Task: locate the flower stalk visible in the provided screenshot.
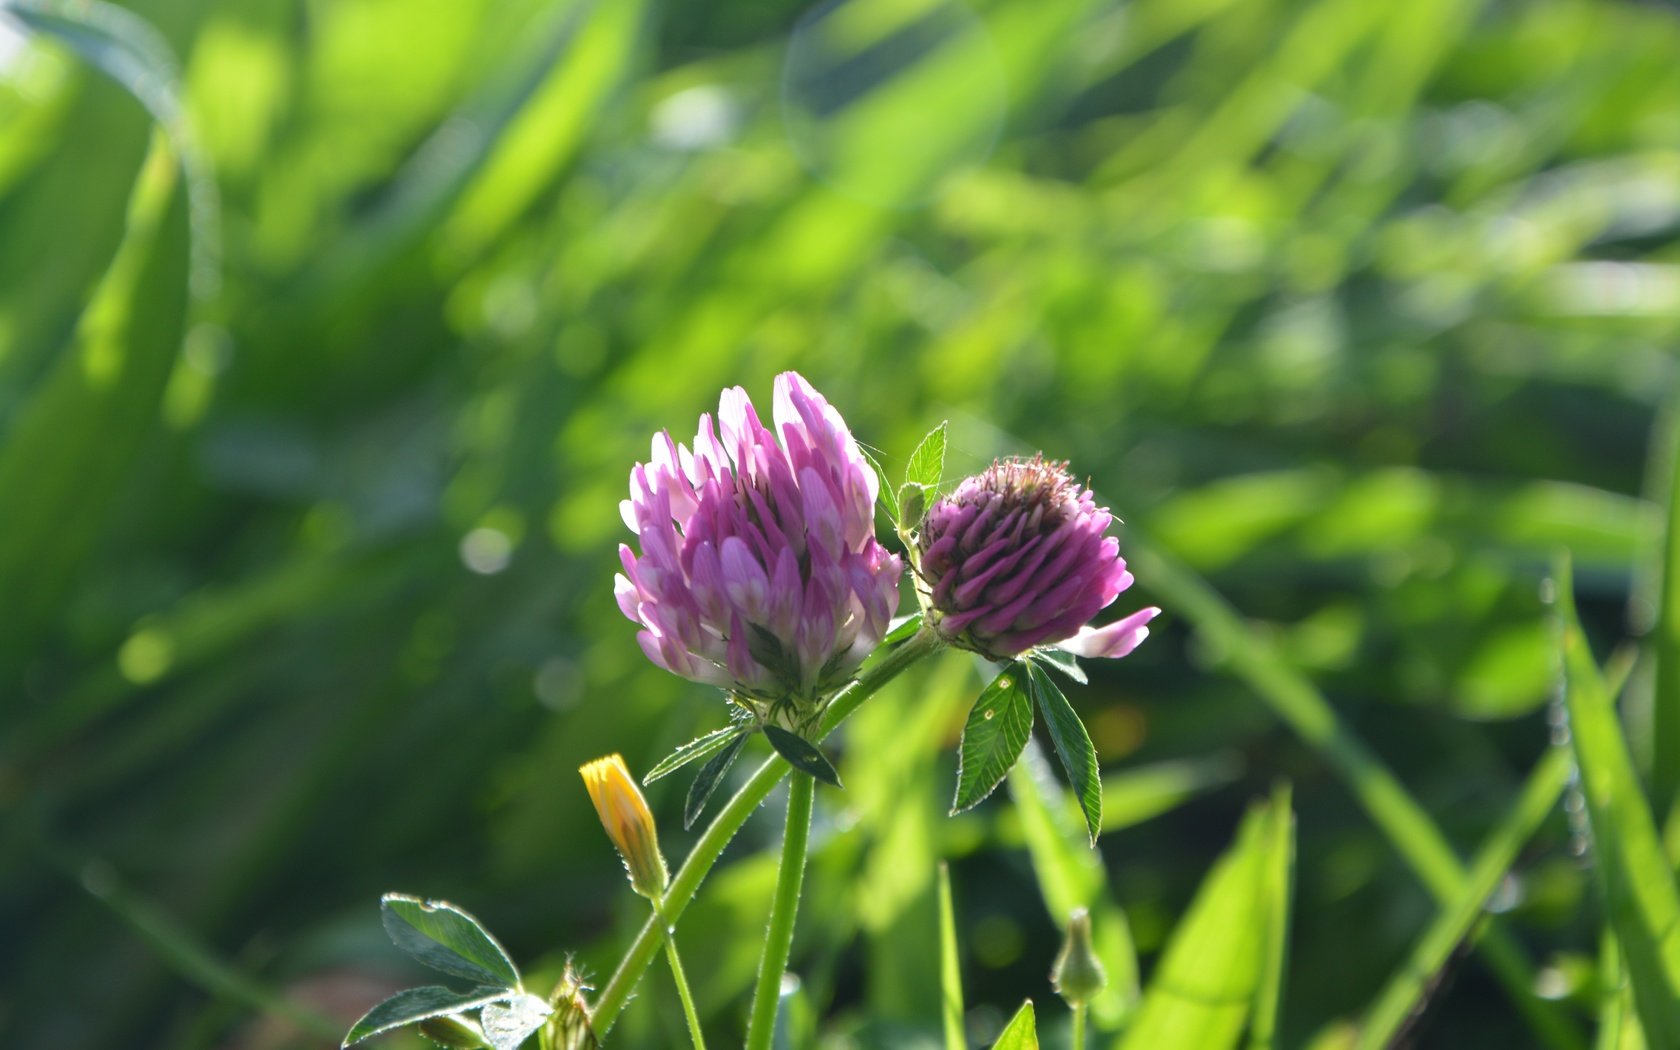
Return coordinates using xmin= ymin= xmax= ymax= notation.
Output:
xmin=744 ymin=773 xmax=814 ymax=1050
xmin=590 ymin=627 xmax=942 ymax=1035
xmin=654 ymin=895 xmax=707 ymax=1050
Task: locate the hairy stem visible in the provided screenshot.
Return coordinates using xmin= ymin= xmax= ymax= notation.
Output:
xmin=744 ymin=773 xmax=814 ymax=1050
xmin=591 ymin=628 xmax=942 ymax=1035
xmin=653 ymin=895 xmax=707 ymax=1050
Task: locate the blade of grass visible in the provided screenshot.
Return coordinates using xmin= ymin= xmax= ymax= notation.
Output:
xmin=1649 ymin=402 xmax=1680 ymax=826
xmin=938 ymin=861 xmax=964 ymax=1050
xmin=1355 ymin=745 xmax=1573 ymax=1050
xmin=1248 ymin=783 xmax=1294 ymax=1050
xmin=1554 ymin=552 xmax=1680 ymax=1046
xmin=0 ymin=140 xmax=189 ymax=676
xmin=1127 ymin=532 xmax=1584 ymax=1050
xmin=1119 ymin=795 xmax=1289 ymax=1050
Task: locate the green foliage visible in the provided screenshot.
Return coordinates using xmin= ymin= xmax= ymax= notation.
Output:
xmin=990 ymin=1001 xmax=1038 ymax=1050
xmin=1024 ymin=660 xmax=1103 ymax=843
xmin=1120 ymin=793 xmax=1294 ymax=1050
xmin=380 ymin=895 xmax=522 ymax=990
xmin=937 ymin=862 xmax=964 ymax=1050
xmin=952 ymin=665 xmax=1035 ymax=814
xmin=1556 ymin=556 xmax=1680 ymax=1046
xmin=761 ymin=726 xmax=842 ymax=788
xmin=7 ymin=0 xmax=1680 ymax=1044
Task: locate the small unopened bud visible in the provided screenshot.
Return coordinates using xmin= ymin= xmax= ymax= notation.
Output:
xmin=545 ymin=962 xmax=601 ymax=1050
xmin=1052 ymin=908 xmax=1107 ymax=1006
xmin=580 ymin=754 xmax=669 ymax=900
xmin=416 ymin=1014 xmax=489 ymax=1048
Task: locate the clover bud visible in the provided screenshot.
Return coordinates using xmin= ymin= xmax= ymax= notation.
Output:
xmin=919 ymin=455 xmax=1158 ymax=661
xmin=545 ymin=963 xmax=600 ymax=1050
xmin=1051 ymin=908 xmax=1107 ymax=1007
xmin=580 ymin=754 xmax=668 ymax=901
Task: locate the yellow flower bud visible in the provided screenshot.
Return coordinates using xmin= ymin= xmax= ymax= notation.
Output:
xmin=580 ymin=754 xmax=669 ymax=900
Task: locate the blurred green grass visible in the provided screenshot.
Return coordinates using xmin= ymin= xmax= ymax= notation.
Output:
xmin=2 ymin=0 xmax=1680 ymax=1045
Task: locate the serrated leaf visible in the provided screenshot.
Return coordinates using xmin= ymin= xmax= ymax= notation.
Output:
xmin=763 ymin=724 xmax=843 ymax=787
xmin=685 ymin=730 xmax=748 ymax=829
xmin=645 ymin=725 xmax=744 ymax=784
xmin=480 ymin=992 xmax=551 ymax=1050
xmin=381 ymin=896 xmax=521 ymax=990
xmin=990 ymin=1000 xmax=1038 ymax=1049
xmin=1031 ymin=646 xmax=1087 ymax=685
xmin=861 ymin=445 xmax=900 ymax=526
xmin=1026 ymin=661 xmax=1102 ymax=843
xmin=343 ymin=986 xmax=512 ymax=1046
xmin=905 ymin=421 xmax=948 ymax=490
xmin=952 ymin=666 xmax=1034 ymax=814
xmin=884 ymin=612 xmax=925 ymax=646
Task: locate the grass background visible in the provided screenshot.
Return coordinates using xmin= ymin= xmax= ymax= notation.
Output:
xmin=3 ymin=0 xmax=1680 ymax=1045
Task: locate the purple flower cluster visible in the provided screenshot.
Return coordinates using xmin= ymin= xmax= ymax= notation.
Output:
xmin=616 ymin=373 xmax=903 ymax=711
xmin=918 ymin=455 xmax=1158 ymax=661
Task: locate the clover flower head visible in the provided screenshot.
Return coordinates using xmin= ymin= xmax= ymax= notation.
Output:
xmin=615 ymin=372 xmax=903 ymax=720
xmin=917 ymin=454 xmax=1158 ymax=660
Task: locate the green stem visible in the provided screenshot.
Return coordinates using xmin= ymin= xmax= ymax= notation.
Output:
xmin=590 ymin=628 xmax=942 ymax=1035
xmin=744 ymin=772 xmax=815 ymax=1050
xmin=1071 ymin=1003 xmax=1087 ymax=1050
xmin=654 ymin=896 xmax=707 ymax=1050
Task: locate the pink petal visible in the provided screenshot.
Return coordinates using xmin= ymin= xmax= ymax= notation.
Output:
xmin=1057 ymin=607 xmax=1161 ymax=659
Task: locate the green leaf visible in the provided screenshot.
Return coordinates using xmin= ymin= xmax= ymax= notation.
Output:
xmin=381 ymin=896 xmax=521 ymax=990
xmin=861 ymin=445 xmax=901 ymax=527
xmin=343 ymin=986 xmax=512 ymax=1046
xmin=884 ymin=612 xmax=925 ymax=646
xmin=951 ymin=665 xmax=1034 ymax=814
xmin=685 ymin=731 xmax=748 ymax=829
xmin=905 ymin=420 xmax=948 ymax=490
xmin=990 ymin=1000 xmax=1038 ymax=1049
xmin=763 ymin=724 xmax=843 ymax=787
xmin=1651 ymin=402 xmax=1680 ymax=825
xmin=1025 ymin=661 xmax=1102 ymax=843
xmin=1249 ymin=783 xmax=1295 ymax=1050
xmin=1031 ymin=646 xmax=1087 ymax=685
xmin=938 ymin=861 xmax=965 ymax=1050
xmin=1554 ymin=553 xmax=1680 ymax=1046
xmin=8 ymin=0 xmax=220 ymax=296
xmin=1119 ymin=796 xmax=1291 ymax=1050
xmin=645 ymin=725 xmax=745 ymax=784
xmin=898 ymin=482 xmax=931 ymax=534
xmin=0 ymin=148 xmax=190 ymax=670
